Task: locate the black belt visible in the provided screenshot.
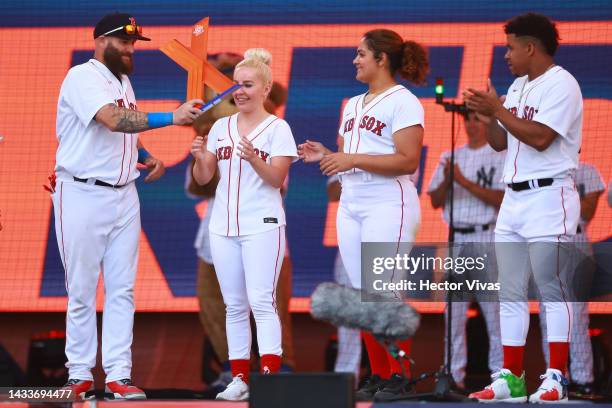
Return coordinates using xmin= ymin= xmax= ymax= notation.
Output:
xmin=73 ymin=176 xmax=127 ymax=189
xmin=508 ymin=178 xmax=553 ymax=192
xmin=453 ymin=224 xmax=491 ymax=234
xmin=577 ymin=225 xmax=583 ymax=234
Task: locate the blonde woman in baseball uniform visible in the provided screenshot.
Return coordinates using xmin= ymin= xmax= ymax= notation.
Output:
xmin=299 ymin=29 xmax=428 ymax=402
xmin=191 ymin=48 xmax=297 ymax=401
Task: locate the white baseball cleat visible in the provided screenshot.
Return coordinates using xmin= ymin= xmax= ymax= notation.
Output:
xmin=529 ymin=368 xmax=569 ymax=403
xmin=215 ymin=375 xmax=249 ymax=401
xmin=468 ymin=368 xmax=527 ymax=403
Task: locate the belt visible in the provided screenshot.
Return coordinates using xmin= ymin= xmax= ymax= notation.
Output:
xmin=73 ymin=176 xmax=127 ymax=189
xmin=577 ymin=225 xmax=583 ymax=234
xmin=453 ymin=224 xmax=491 ymax=234
xmin=508 ymin=178 xmax=553 ymax=192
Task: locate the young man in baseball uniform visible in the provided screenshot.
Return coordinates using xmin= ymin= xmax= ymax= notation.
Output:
xmin=299 ymin=29 xmax=428 ymax=402
xmin=428 ymin=109 xmax=505 ymax=391
xmin=191 ymin=48 xmax=298 ymax=401
xmin=538 ymin=161 xmax=606 ymax=397
xmin=464 ymin=13 xmax=583 ymax=403
xmin=53 ymin=12 xmax=203 ymax=401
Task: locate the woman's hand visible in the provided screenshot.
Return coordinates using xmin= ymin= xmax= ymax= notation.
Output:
xmin=190 ymin=135 xmax=208 ymax=161
xmin=236 ymin=137 xmax=257 ymax=162
xmin=320 ymin=153 xmax=354 ymax=176
xmin=298 ymin=139 xmax=329 ymax=163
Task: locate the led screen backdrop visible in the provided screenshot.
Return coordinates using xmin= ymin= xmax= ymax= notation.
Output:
xmin=0 ymin=0 xmax=610 ymax=311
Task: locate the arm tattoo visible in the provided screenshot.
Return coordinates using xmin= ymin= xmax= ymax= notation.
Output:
xmin=113 ymin=106 xmax=149 ymax=133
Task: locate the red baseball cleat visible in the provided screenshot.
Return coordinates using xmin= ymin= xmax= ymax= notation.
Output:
xmin=62 ymin=378 xmax=95 ymax=401
xmin=104 ymin=379 xmax=146 ymax=400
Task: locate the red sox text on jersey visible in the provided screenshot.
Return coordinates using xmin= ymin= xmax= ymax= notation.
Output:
xmin=216 ymin=146 xmax=270 ymax=161
xmin=343 ymin=115 xmax=386 ymax=136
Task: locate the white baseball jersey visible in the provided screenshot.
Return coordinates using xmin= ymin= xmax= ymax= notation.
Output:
xmin=56 ymin=59 xmax=139 ymax=185
xmin=428 ymin=144 xmax=506 ymax=227
xmin=206 ymin=113 xmax=297 ymax=236
xmin=339 ymin=84 xmax=424 ymax=175
xmin=501 ymin=66 xmax=583 ymax=184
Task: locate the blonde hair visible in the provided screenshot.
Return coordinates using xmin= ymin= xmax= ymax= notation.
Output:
xmin=235 ymin=48 xmax=273 ymax=85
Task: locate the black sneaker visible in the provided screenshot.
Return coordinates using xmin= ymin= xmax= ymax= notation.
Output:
xmin=355 ymin=374 xmax=386 ymax=401
xmin=568 ymin=382 xmax=596 ymax=399
xmin=374 ymin=373 xmax=414 ymax=402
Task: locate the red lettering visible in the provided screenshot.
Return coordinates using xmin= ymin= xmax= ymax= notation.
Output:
xmin=344 ymin=118 xmax=354 ymax=133
xmin=253 ymin=148 xmax=270 ymax=161
xmin=116 ymin=99 xmax=125 ymax=108
xmin=522 ymin=105 xmax=535 ymax=121
xmin=360 ymin=115 xmax=369 ymax=129
xmin=365 ymin=117 xmax=375 ymax=131
xmin=372 ymin=120 xmax=386 ymax=136
xmin=223 ymin=146 xmax=232 ymax=160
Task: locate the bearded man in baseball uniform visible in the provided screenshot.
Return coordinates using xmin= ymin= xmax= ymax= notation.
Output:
xmin=464 ymin=13 xmax=583 ymax=403
xmin=53 ymin=12 xmax=203 ymax=400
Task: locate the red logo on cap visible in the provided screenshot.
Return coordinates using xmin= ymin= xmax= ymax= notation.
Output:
xmin=129 ymin=17 xmax=136 ymax=27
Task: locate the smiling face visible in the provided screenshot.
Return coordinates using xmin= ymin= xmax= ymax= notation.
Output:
xmin=353 ymin=39 xmax=382 ymax=84
xmin=232 ymin=66 xmax=270 ymax=113
xmin=504 ymin=34 xmax=532 ymax=77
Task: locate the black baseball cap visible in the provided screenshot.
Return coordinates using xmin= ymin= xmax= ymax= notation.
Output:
xmin=94 ymin=12 xmax=151 ymax=41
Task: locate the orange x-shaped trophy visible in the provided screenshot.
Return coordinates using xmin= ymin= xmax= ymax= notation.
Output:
xmin=160 ymin=17 xmax=234 ymax=100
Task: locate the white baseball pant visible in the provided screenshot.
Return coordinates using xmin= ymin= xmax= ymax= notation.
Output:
xmin=538 ymin=235 xmax=594 ymax=384
xmin=445 ymin=228 xmax=502 ymax=386
xmin=333 ymin=251 xmax=362 ymax=379
xmin=495 ymin=183 xmax=579 ymax=347
xmin=52 ymin=179 xmax=140 ymax=382
xmin=336 ymin=173 xmax=420 ymax=290
xmin=210 ymin=227 xmax=285 ymax=360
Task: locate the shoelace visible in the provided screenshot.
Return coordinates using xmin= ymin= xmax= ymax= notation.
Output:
xmin=229 ymin=374 xmax=245 ymax=386
xmin=65 ymin=379 xmax=81 ymax=386
xmin=118 ymin=379 xmax=134 ymax=386
xmin=485 ymin=368 xmax=513 ymax=389
xmin=537 ymin=370 xmax=567 ymax=389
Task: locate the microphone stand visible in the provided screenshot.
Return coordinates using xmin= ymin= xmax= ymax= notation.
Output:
xmin=384 ymin=99 xmax=468 ymax=401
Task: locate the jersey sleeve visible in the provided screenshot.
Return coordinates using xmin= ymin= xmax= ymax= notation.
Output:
xmin=427 ymin=151 xmax=449 ymax=193
xmin=270 ymin=120 xmax=298 ymax=161
xmin=532 ymin=76 xmax=583 ymax=139
xmin=338 ymin=98 xmax=354 ymax=137
xmin=580 ymin=164 xmax=605 ymax=194
xmin=492 ymin=151 xmax=507 ymax=190
xmin=62 ymin=67 xmax=116 ymax=128
xmin=391 ymin=92 xmax=425 ymax=134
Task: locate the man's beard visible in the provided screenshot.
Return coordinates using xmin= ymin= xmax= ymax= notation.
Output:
xmin=103 ymin=43 xmax=133 ymax=77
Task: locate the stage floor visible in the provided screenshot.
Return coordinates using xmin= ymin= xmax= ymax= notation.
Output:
xmin=1 ymin=400 xmax=609 ymax=407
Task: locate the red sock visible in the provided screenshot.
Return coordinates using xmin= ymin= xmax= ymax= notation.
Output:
xmin=388 ymin=339 xmax=412 ymax=377
xmin=260 ymin=354 xmax=281 ymax=374
xmin=503 ymin=345 xmax=525 ymax=377
xmin=363 ymin=332 xmax=391 ymax=379
xmin=549 ymin=342 xmax=569 ymax=373
xmin=230 ymin=359 xmax=250 ymax=383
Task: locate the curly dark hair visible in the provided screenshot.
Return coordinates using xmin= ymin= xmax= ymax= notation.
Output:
xmin=504 ymin=13 xmax=560 ymax=56
xmin=363 ymin=29 xmax=429 ymax=85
